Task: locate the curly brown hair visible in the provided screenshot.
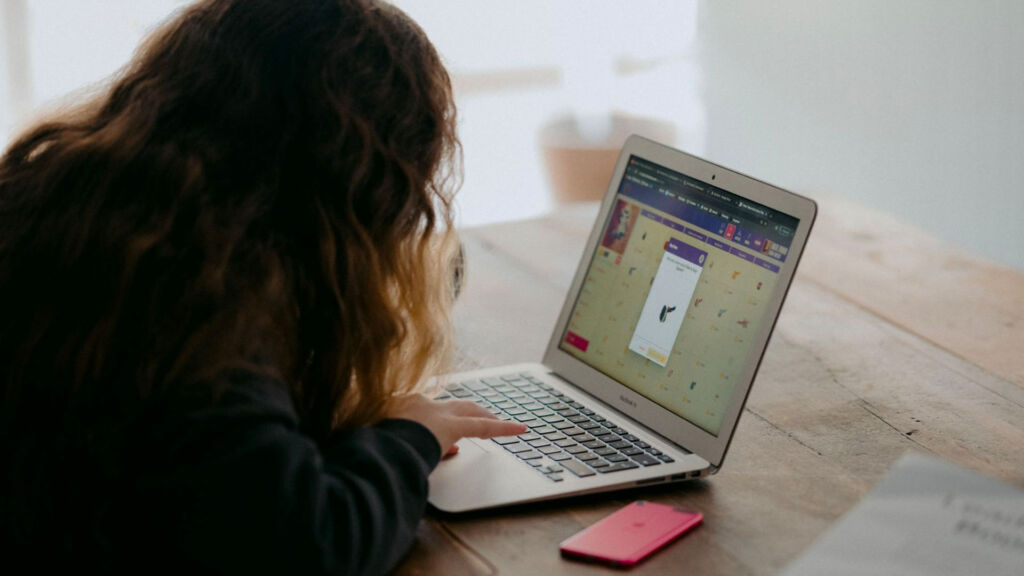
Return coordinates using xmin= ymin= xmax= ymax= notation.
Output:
xmin=0 ymin=0 xmax=459 ymax=541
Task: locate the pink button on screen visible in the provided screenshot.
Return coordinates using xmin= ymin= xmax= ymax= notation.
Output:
xmin=565 ymin=331 xmax=590 ymax=352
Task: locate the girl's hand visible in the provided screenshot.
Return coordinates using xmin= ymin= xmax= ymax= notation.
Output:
xmin=386 ymin=393 xmax=527 ymax=456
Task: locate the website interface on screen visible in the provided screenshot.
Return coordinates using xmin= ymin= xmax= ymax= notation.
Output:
xmin=560 ymin=156 xmax=800 ymax=436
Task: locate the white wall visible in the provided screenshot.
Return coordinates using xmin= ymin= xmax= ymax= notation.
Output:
xmin=698 ymin=0 xmax=1024 ymax=269
xmin=2 ymin=1 xmax=1022 ymax=270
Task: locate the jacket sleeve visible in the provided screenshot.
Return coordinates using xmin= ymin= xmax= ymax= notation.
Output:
xmin=130 ymin=372 xmax=441 ymax=575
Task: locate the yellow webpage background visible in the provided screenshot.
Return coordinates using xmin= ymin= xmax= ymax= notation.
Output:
xmin=563 ymin=197 xmax=780 ymax=435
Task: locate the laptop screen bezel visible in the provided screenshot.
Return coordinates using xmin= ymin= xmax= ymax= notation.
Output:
xmin=542 ymin=135 xmax=817 ymax=468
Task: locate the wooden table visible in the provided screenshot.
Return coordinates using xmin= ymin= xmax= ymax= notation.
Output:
xmin=396 ymin=197 xmax=1024 ymax=575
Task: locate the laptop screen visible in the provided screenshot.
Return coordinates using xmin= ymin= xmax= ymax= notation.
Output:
xmin=559 ymin=156 xmax=800 ymax=436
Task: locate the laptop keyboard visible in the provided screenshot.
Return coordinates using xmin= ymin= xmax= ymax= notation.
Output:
xmin=436 ymin=372 xmax=676 ymax=483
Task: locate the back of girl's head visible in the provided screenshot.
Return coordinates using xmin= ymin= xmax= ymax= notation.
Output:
xmin=0 ymin=0 xmax=459 ymax=543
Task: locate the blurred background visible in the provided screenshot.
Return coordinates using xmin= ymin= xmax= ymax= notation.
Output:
xmin=1 ymin=0 xmax=1022 ymax=269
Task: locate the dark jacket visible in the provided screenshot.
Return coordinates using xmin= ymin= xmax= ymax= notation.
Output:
xmin=88 ymin=370 xmax=441 ymax=575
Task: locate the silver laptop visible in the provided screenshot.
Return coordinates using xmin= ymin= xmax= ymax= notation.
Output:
xmin=429 ymin=135 xmax=816 ymax=512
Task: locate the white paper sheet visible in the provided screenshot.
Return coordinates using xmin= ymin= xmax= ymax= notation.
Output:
xmin=782 ymin=452 xmax=1024 ymax=576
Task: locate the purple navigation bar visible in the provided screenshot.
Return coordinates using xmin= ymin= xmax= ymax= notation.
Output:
xmin=685 ymin=228 xmax=707 ymax=242
xmin=755 ymin=257 xmax=780 ymax=273
xmin=641 ymin=209 xmax=662 ymax=222
xmin=709 ymin=238 xmax=731 ymax=252
xmin=664 ymin=219 xmax=686 ymax=234
xmin=640 ymin=202 xmax=780 ymax=274
xmin=622 ymin=180 xmax=790 ymax=263
xmin=730 ymin=247 xmax=756 ymax=263
xmin=666 ymin=238 xmax=708 ymax=267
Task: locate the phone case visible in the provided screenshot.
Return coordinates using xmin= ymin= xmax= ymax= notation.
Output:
xmin=559 ymin=500 xmax=703 ymax=566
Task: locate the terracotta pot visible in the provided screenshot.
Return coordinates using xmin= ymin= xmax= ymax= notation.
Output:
xmin=540 ymin=113 xmax=676 ymax=203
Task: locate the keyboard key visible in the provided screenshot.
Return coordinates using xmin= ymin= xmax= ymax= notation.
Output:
xmin=579 ymin=421 xmax=601 ymax=430
xmin=504 ymin=442 xmax=532 ymax=453
xmin=588 ymin=459 xmax=610 ymax=469
xmin=567 ymin=415 xmax=589 ymax=424
xmin=517 ymin=451 xmax=543 ymax=460
xmin=526 ymin=421 xmax=549 ymax=429
xmin=548 ymin=402 xmax=568 ymax=411
xmin=594 ymin=433 xmax=617 ymax=443
xmin=520 ymin=402 xmax=542 ymax=411
xmin=582 ymin=440 xmax=604 ymax=449
xmin=451 ymin=389 xmax=473 ymax=398
xmin=592 ymin=415 xmax=606 ymax=423
xmin=622 ymin=434 xmax=639 ymax=442
xmin=622 ymin=447 xmax=644 ymax=456
xmin=499 ymin=374 xmax=522 ymax=382
xmin=555 ymin=408 xmax=577 ymax=417
xmin=560 ymin=459 xmax=596 ymax=478
xmin=539 ymin=445 xmax=561 ymax=455
xmin=551 ymin=421 xmax=575 ymax=430
xmin=563 ymin=427 xmax=585 ymax=436
xmin=533 ymin=425 xmax=556 ymax=435
xmin=527 ymin=438 xmax=550 ymax=448
xmin=601 ymin=461 xmax=639 ymax=473
xmin=514 ymin=413 xmax=537 ymax=422
xmin=549 ymin=452 xmax=572 ymax=461
xmin=568 ymin=402 xmax=584 ymax=409
xmin=482 ymin=377 xmax=505 ymax=386
xmin=541 ymin=414 xmax=564 ymax=423
xmin=576 ymin=451 xmax=598 ymax=462
xmin=602 ymin=420 xmax=617 ymax=428
xmin=434 ymin=393 xmax=452 ymax=400
xmin=505 ymin=408 xmax=526 ymax=416
xmin=605 ymin=454 xmax=627 ymax=463
xmin=635 ymin=441 xmax=650 ymax=449
xmin=579 ymin=408 xmax=595 ymax=416
xmin=505 ymin=392 xmax=526 ymax=400
xmin=564 ymin=444 xmax=588 ymax=455
xmin=646 ymin=448 xmax=662 ymax=456
xmin=492 ymin=401 xmax=514 ymax=409
xmin=543 ymin=432 xmax=567 ymax=442
xmin=656 ymin=454 xmax=675 ymax=463
xmin=611 ymin=427 xmax=628 ymax=435
xmin=554 ymin=439 xmax=577 ymax=448
xmin=576 ymin=434 xmax=597 ymax=444
xmin=609 ymin=440 xmax=632 ymax=450
xmin=464 ymin=380 xmax=490 ymax=391
xmin=444 ymin=383 xmax=463 ymax=391
xmin=517 ymin=433 xmax=540 ymax=442
xmin=631 ymin=454 xmax=661 ymax=466
xmin=491 ymin=436 xmax=520 ymax=445
xmin=595 ymin=447 xmax=617 ymax=457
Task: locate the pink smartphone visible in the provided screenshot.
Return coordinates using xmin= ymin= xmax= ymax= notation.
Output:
xmin=559 ymin=500 xmax=703 ymax=567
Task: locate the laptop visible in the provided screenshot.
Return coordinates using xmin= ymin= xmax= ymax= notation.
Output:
xmin=429 ymin=135 xmax=816 ymax=512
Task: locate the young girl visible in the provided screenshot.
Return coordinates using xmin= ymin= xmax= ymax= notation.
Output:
xmin=0 ymin=0 xmax=524 ymax=573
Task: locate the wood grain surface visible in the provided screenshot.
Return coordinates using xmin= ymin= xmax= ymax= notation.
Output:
xmin=395 ymin=198 xmax=1024 ymax=575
